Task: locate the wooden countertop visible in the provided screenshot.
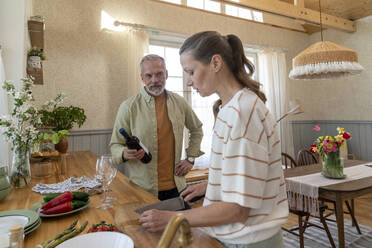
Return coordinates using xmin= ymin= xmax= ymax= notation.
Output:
xmin=185 ymin=168 xmax=209 ymax=183
xmin=0 ymin=151 xmax=223 ymax=248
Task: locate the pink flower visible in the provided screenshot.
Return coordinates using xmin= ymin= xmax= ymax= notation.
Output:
xmin=324 ymin=141 xmax=337 ymax=153
xmin=313 ymin=125 xmax=320 ymax=131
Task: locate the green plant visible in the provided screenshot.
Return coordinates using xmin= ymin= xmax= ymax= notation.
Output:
xmin=40 ymin=106 xmax=86 ymax=131
xmin=51 ymin=130 xmax=69 ymax=143
xmin=27 ymin=46 xmax=46 ymax=60
xmin=0 ymin=78 xmax=41 ymax=187
xmin=37 ymin=129 xmax=69 ymax=145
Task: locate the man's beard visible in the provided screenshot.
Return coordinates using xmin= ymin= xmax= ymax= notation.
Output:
xmin=145 ymin=83 xmax=165 ymax=96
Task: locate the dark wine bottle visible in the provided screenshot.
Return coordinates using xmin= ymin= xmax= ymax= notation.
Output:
xmin=119 ymin=128 xmax=152 ymax=164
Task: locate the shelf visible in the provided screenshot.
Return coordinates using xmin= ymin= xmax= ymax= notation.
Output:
xmin=27 ymin=20 xmax=45 ymax=84
xmin=26 ymin=66 xmax=43 ymax=85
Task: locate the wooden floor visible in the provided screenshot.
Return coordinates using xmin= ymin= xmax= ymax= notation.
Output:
xmin=282 ymin=194 xmax=372 ymax=229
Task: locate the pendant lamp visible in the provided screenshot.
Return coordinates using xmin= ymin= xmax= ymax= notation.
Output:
xmin=289 ymin=0 xmax=364 ymax=80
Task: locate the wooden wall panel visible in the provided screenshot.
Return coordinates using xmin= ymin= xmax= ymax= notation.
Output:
xmin=68 ymin=122 xmax=372 ymax=167
xmin=292 ymin=120 xmax=372 ymax=162
xmin=67 ymin=129 xmax=112 ymax=156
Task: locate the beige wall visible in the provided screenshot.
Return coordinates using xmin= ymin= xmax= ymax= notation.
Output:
xmin=32 ymin=0 xmax=312 ymax=130
xmin=290 ymin=16 xmax=372 ymax=121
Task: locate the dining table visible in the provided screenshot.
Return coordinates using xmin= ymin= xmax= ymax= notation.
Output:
xmin=0 ymin=151 xmax=223 ymax=248
xmin=284 ymin=159 xmax=372 ymax=248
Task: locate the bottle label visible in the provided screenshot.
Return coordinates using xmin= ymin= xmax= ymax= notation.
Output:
xmin=139 ymin=141 xmax=149 ymax=154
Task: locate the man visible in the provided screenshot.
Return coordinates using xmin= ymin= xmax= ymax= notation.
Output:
xmin=110 ymin=54 xmax=203 ymax=201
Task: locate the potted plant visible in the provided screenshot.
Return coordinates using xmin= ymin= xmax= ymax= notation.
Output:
xmin=33 ymin=129 xmax=69 ymax=156
xmin=39 ymin=93 xmax=87 ymax=153
xmin=27 ymin=46 xmax=46 ymax=69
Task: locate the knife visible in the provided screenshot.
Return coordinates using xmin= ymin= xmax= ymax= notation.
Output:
xmin=134 ymin=196 xmax=185 ymax=214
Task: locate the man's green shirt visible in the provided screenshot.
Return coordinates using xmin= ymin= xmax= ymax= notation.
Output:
xmin=110 ymin=88 xmax=204 ymax=196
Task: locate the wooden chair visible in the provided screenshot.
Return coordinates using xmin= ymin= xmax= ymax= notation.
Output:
xmin=296 ymin=149 xmax=318 ymax=166
xmin=281 ymin=152 xmax=298 ymax=169
xmin=282 ymin=206 xmax=336 ymax=248
xmin=282 ymin=158 xmax=335 ymax=248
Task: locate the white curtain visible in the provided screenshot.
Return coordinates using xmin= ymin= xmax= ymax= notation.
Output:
xmin=119 ymin=29 xmax=148 ymax=176
xmin=258 ymin=51 xmax=294 ymax=157
xmin=127 ymin=29 xmax=149 ymax=95
xmin=0 ymin=47 xmax=10 ymax=167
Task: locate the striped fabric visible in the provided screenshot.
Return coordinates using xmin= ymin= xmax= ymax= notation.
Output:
xmin=202 ymin=88 xmax=289 ymax=244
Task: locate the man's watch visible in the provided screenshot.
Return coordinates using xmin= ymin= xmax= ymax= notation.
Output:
xmin=186 ymin=157 xmax=195 ymax=164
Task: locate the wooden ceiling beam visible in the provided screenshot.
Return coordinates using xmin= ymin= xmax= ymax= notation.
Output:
xmin=217 ymin=0 xmax=356 ymax=32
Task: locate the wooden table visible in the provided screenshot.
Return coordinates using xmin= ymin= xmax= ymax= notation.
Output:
xmin=185 ymin=168 xmax=209 ymax=184
xmin=0 ymin=151 xmax=223 ymax=248
xmin=284 ymin=160 xmax=372 ymax=248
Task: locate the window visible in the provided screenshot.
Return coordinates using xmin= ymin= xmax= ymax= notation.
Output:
xmin=148 ymin=45 xmax=184 ymax=96
xmin=225 ymin=4 xmax=263 ymax=22
xmin=148 ymin=42 xmax=259 ymax=167
xmin=187 ymin=0 xmax=221 ymax=13
xmin=155 ymin=0 xmax=262 ymax=22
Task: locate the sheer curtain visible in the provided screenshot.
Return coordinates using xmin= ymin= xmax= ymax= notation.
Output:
xmin=127 ymin=29 xmax=149 ymax=95
xmin=258 ymin=51 xmax=294 ymax=157
xmin=119 ymin=29 xmax=148 ymax=176
xmin=0 ymin=47 xmax=10 ymax=167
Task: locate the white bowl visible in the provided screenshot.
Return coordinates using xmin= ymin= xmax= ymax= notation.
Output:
xmin=56 ymin=232 xmax=134 ymax=248
xmin=0 ymin=215 xmax=29 ymax=234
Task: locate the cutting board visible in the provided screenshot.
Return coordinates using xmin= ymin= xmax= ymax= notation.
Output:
xmin=115 ymin=202 xmax=162 ymax=247
xmin=114 ymin=202 xmax=224 ymax=248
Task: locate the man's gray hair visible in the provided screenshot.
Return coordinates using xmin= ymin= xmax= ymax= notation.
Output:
xmin=140 ymin=54 xmax=166 ymax=73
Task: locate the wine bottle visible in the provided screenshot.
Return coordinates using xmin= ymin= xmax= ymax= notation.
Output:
xmin=119 ymin=128 xmax=152 ymax=164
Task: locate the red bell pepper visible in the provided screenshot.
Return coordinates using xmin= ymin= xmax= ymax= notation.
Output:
xmin=41 ymin=191 xmax=73 ymax=210
xmin=40 ymin=200 xmax=87 ymax=215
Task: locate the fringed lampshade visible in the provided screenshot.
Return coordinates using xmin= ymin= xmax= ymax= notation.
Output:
xmin=289 ymin=41 xmax=364 ymax=80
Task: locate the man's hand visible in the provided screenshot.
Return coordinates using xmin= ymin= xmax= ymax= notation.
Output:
xmin=181 ymin=182 xmax=207 ymax=203
xmin=175 ymin=160 xmax=193 ymax=176
xmin=123 ymin=147 xmax=145 ymax=161
xmin=139 ymin=209 xmax=175 ymax=232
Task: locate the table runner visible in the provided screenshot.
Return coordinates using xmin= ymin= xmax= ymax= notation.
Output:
xmin=286 ymin=163 xmax=372 ymax=214
xmin=32 ymin=176 xmax=101 ymax=194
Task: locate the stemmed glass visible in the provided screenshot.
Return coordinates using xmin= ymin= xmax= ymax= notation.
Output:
xmin=95 ymin=158 xmax=117 ymax=203
xmin=95 ymin=155 xmax=117 ymax=210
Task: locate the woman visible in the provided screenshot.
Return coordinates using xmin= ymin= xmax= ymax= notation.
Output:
xmin=139 ymin=31 xmax=288 ymax=248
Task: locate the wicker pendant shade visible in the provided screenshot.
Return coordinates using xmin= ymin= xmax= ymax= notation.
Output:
xmin=289 ymin=0 xmax=364 ymax=80
xmin=289 ymin=41 xmax=364 ymax=79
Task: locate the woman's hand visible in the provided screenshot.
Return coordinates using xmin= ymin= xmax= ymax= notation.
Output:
xmin=181 ymin=182 xmax=207 ymax=203
xmin=122 ymin=147 xmax=145 ymax=161
xmin=139 ymin=209 xmax=175 ymax=232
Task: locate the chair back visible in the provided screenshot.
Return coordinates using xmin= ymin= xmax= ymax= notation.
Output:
xmin=281 ymin=152 xmax=298 ymax=169
xmin=297 ymin=149 xmax=318 ymax=166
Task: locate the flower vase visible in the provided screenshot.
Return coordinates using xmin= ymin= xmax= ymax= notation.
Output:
xmin=321 ymin=150 xmax=345 ymax=179
xmin=10 ymin=144 xmax=31 ymax=188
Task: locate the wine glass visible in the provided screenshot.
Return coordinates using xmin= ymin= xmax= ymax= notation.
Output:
xmin=96 ymin=157 xmax=117 ymax=203
xmin=96 ymin=155 xmax=117 ymax=210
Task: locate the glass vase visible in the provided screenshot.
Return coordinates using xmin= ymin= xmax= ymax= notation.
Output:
xmin=321 ymin=150 xmax=345 ymax=179
xmin=10 ymin=144 xmax=31 ymax=188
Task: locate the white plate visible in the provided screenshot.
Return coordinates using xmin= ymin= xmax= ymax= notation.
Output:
xmin=56 ymin=232 xmax=134 ymax=248
xmin=0 ymin=216 xmax=29 ymax=234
